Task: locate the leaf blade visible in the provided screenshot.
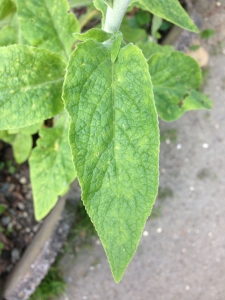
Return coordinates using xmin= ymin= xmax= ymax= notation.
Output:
xmin=17 ymin=0 xmax=80 ymax=59
xmin=63 ymin=40 xmax=159 ymax=282
xmin=139 ymin=0 xmax=199 ymax=33
xmin=0 ymin=45 xmax=66 ymax=130
xmin=29 ymin=113 xmax=76 ymax=220
xmin=149 ymin=52 xmax=212 ymax=121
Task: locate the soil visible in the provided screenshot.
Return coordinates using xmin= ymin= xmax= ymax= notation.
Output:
xmin=0 ymin=143 xmax=42 ymax=280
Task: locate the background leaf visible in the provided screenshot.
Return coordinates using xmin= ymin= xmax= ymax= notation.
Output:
xmin=17 ymin=0 xmax=80 ymax=59
xmin=93 ymin=0 xmax=107 ymax=27
xmin=137 ymin=41 xmax=174 ymax=60
xmin=0 ymin=19 xmax=19 ymax=46
xmin=0 ymin=45 xmax=66 ymax=130
xmin=120 ymin=23 xmax=147 ymax=43
xmin=0 ymin=0 xmax=16 ymax=20
xmin=201 ymin=29 xmax=215 ymax=39
xmin=0 ymin=0 xmax=19 ymax=46
xmin=29 ymin=113 xmax=76 ymax=220
xmin=0 ymin=123 xmax=41 ymax=164
xmin=69 ymin=0 xmax=93 ymax=8
xmin=63 ymin=40 xmax=159 ymax=282
xmin=139 ymin=0 xmax=198 ymax=32
xmin=149 ymin=52 xmax=213 ymax=121
xmin=12 ymin=133 xmax=32 ymax=164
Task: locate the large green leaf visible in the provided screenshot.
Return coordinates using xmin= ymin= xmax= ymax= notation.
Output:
xmin=139 ymin=0 xmax=198 ymax=32
xmin=17 ymin=0 xmax=80 ymax=59
xmin=29 ymin=113 xmax=76 ymax=221
xmin=149 ymin=52 xmax=213 ymax=121
xmin=63 ymin=39 xmax=159 ymax=282
xmin=0 ymin=45 xmax=65 ymax=130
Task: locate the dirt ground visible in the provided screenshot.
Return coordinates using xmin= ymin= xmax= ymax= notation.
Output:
xmin=58 ymin=1 xmax=225 ymax=299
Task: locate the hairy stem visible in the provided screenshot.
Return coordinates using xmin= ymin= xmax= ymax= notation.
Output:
xmin=104 ymin=0 xmax=131 ymax=33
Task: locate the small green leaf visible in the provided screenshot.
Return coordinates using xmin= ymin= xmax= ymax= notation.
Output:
xmin=139 ymin=0 xmax=199 ymax=33
xmin=73 ymin=28 xmax=112 ymax=42
xmin=151 ymin=15 xmax=162 ymax=39
xmin=137 ymin=41 xmax=174 ymax=60
xmin=29 ymin=113 xmax=76 ymax=221
xmin=103 ymin=0 xmax=113 ymax=8
xmin=0 ymin=123 xmax=41 ymax=164
xmin=17 ymin=0 xmax=80 ymax=59
xmin=13 ymin=133 xmax=32 ymax=164
xmin=0 ymin=45 xmax=66 ymax=130
xmin=20 ymin=122 xmax=42 ymax=135
xmin=63 ymin=39 xmax=159 ymax=282
xmin=189 ymin=44 xmax=201 ymax=51
xmin=93 ymin=0 xmax=107 ymax=27
xmin=0 ymin=205 xmax=6 ymax=214
xmin=0 ymin=242 xmax=4 ymax=254
xmin=182 ymin=90 xmax=212 ymax=111
xmin=135 ymin=10 xmax=151 ymax=26
xmin=201 ymin=29 xmax=215 ymax=39
xmin=149 ymin=52 xmax=212 ymax=121
xmin=0 ymin=131 xmax=32 ymax=164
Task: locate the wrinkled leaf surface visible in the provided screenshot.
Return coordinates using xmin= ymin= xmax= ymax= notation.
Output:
xmin=63 ymin=39 xmax=159 ymax=282
xmin=17 ymin=0 xmax=80 ymax=59
xmin=0 ymin=45 xmax=65 ymax=130
xmin=29 ymin=113 xmax=76 ymax=220
xmin=149 ymin=52 xmax=213 ymax=121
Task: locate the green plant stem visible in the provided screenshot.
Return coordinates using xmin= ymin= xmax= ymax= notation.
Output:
xmin=104 ymin=0 xmax=131 ymax=33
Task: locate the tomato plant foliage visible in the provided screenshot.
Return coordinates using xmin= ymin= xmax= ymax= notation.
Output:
xmin=0 ymin=0 xmax=212 ymax=282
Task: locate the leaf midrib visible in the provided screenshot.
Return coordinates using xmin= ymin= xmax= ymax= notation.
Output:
xmin=0 ymin=78 xmax=64 ymax=93
xmin=43 ymin=0 xmax=69 ymax=59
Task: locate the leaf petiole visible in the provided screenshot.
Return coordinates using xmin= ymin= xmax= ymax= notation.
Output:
xmin=104 ymin=0 xmax=131 ymax=33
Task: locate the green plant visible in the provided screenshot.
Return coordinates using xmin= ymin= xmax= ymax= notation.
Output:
xmin=29 ymin=266 xmax=66 ymax=300
xmin=0 ymin=0 xmax=212 ymax=282
xmin=0 ymin=204 xmax=6 ymax=214
xmin=0 ymin=242 xmax=4 ymax=255
xmin=201 ymin=28 xmax=215 ymax=39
